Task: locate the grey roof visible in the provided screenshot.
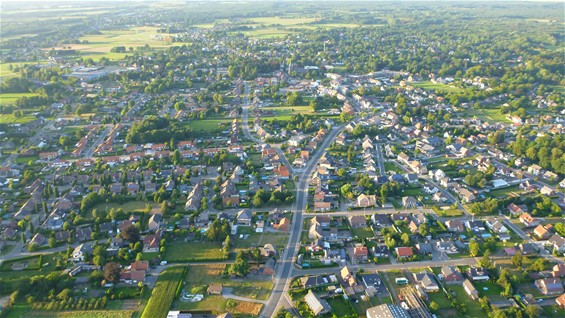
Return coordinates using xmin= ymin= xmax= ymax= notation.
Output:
xmin=366 ymin=304 xmax=410 ymax=318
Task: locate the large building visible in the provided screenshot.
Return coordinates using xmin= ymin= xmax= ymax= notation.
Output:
xmin=366 ymin=304 xmax=410 ymax=318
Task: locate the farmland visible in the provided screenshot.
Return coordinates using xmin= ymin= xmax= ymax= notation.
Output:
xmin=141 ymin=266 xmax=186 ymax=318
xmin=164 ymin=241 xmax=227 ymax=262
xmin=44 ymin=27 xmax=186 ymax=61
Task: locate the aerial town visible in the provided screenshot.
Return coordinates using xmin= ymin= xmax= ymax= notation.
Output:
xmin=0 ymin=1 xmax=564 ymax=318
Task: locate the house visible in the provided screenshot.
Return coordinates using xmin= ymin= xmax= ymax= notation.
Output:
xmin=353 ymin=246 xmax=369 ymax=261
xmin=441 ymin=266 xmax=464 ymax=283
xmin=485 ymin=217 xmax=508 ymax=233
xmin=458 ymin=188 xmax=475 ymax=203
xmin=259 ymin=258 xmax=276 ymax=275
xmin=519 ymin=213 xmax=538 ymax=227
xmin=556 ymin=293 xmax=565 ymax=309
xmin=275 ymin=217 xmax=290 ymax=231
xmin=371 ymin=214 xmax=391 ymax=227
xmin=540 ymin=185 xmax=555 ymax=196
xmin=401 ymin=196 xmax=417 ymax=208
xmin=237 ymin=210 xmax=252 ymax=226
xmin=148 ymin=213 xmax=162 ymax=232
xmin=395 ymin=247 xmax=413 ymax=259
xmin=553 ymin=264 xmax=565 ymax=278
xmin=207 ymin=283 xmax=223 ymax=295
xmin=300 ymin=275 xmax=333 ymax=289
xmin=340 ymin=266 xmax=358 ymax=287
xmin=357 ymin=194 xmax=378 ymax=208
xmin=349 ymin=215 xmax=367 ymax=228
xmin=534 ymin=225 xmax=552 ymax=240
xmin=463 ymin=279 xmax=479 ymax=300
xmin=304 ymin=290 xmax=331 ymax=315
xmin=29 ymin=233 xmax=46 ymax=246
xmin=467 ymin=267 xmax=489 ymax=281
xmin=548 ymin=234 xmax=565 ymax=253
xmin=415 ymin=243 xmax=432 ymax=255
xmin=518 ymin=243 xmax=538 ymax=255
xmin=465 ymin=220 xmax=485 ymax=231
xmin=366 ymin=304 xmax=410 ymax=318
xmin=255 ymin=220 xmax=265 ymax=233
xmin=507 ymin=203 xmax=526 ymax=217
xmin=308 ymin=223 xmax=324 ymax=240
xmin=408 ymin=220 xmax=419 ymax=234
xmin=413 ymin=271 xmax=440 ymax=292
xmin=143 ymin=234 xmax=160 ymax=252
xmin=436 ymin=241 xmax=458 ymax=254
xmin=311 ymin=215 xmax=331 ymax=229
xmin=72 ymin=243 xmax=92 ymax=262
xmin=445 ymin=220 xmax=465 ymax=233
xmin=404 ymin=174 xmax=419 ymax=184
xmin=535 ymin=278 xmax=564 ymax=295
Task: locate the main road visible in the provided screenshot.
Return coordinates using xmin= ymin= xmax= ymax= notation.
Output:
xmin=260 ymin=124 xmax=345 ymax=317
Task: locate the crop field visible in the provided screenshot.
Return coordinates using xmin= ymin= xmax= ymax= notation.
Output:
xmin=164 ymin=241 xmax=226 ymax=262
xmin=44 ymin=27 xmax=186 ymax=61
xmin=141 ymin=266 xmax=186 ymax=318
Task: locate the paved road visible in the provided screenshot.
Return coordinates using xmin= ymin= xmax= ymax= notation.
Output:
xmin=375 ymin=142 xmax=386 ymax=176
xmin=261 ymin=124 xmax=344 ymax=317
xmin=83 ymin=125 xmax=111 ymax=158
xmin=502 ymin=218 xmax=563 ymax=264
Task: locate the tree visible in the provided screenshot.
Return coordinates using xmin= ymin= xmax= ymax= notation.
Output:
xmin=479 ymin=249 xmax=492 ymax=269
xmin=48 ymin=236 xmax=56 ymax=248
xmin=469 ymin=238 xmax=479 ymax=257
xmin=429 ymin=301 xmax=440 ymax=312
xmin=511 ymin=251 xmax=523 ymax=268
xmin=229 ymin=252 xmax=250 ymax=277
xmin=103 ymin=262 xmax=121 ymax=283
xmin=525 ymin=305 xmax=539 ymax=318
xmin=401 ymin=233 xmax=410 ymax=246
xmin=121 ymin=223 xmax=140 ymax=242
xmin=418 ymin=223 xmax=429 ymax=237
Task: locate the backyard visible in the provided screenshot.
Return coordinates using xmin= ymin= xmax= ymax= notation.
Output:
xmin=164 ymin=241 xmax=227 ymax=262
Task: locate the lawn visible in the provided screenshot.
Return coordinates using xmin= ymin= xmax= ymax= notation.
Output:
xmin=89 ymin=201 xmax=159 ymax=217
xmin=235 ymin=226 xmax=289 ymax=248
xmin=462 ymin=108 xmax=510 ymax=124
xmin=484 ymin=185 xmax=524 ymax=198
xmin=384 ymin=162 xmax=404 ymax=174
xmin=164 ymin=241 xmax=227 ymax=262
xmin=0 ymin=93 xmax=39 ymax=105
xmin=472 ymin=281 xmax=504 ymax=298
xmin=448 ymin=285 xmax=484 ymax=317
xmin=543 ymin=305 xmax=565 ymax=318
xmin=327 ymin=296 xmax=356 ymax=317
xmin=411 ymin=81 xmax=463 ymax=93
xmin=351 ymin=227 xmax=375 ymax=239
xmin=188 ymin=118 xmax=234 ymax=132
xmin=0 ymin=113 xmax=37 ymax=124
xmin=434 ymin=207 xmax=464 ymax=217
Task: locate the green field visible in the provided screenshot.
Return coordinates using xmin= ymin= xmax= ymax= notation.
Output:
xmin=188 ymin=118 xmax=234 ymax=132
xmin=89 ymin=201 xmax=159 ymax=217
xmin=44 ymin=27 xmax=186 ymax=61
xmin=0 ymin=113 xmax=37 ymax=124
xmin=411 ymin=81 xmax=463 ymax=93
xmin=235 ymin=227 xmax=289 ymax=249
xmin=141 ymin=266 xmax=186 ymax=318
xmin=164 ymin=241 xmax=226 ymax=262
xmin=462 ymin=108 xmax=510 ymax=124
xmin=327 ymin=296 xmax=356 ymax=316
xmin=0 ymin=93 xmax=40 ymax=105
xmin=17 ymin=310 xmax=134 ymax=318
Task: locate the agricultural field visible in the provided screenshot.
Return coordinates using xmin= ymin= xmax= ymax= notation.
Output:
xmin=164 ymin=241 xmax=226 ymax=262
xmin=0 ymin=113 xmax=37 ymax=124
xmin=410 ymin=81 xmax=464 ymax=93
xmin=174 ymin=264 xmax=268 ymax=315
xmin=44 ymin=27 xmax=186 ymax=61
xmin=141 ymin=266 xmax=186 ymax=318
xmin=19 ymin=310 xmax=135 ymax=318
